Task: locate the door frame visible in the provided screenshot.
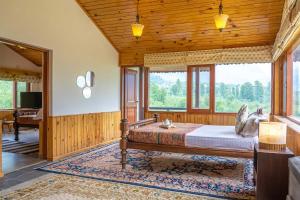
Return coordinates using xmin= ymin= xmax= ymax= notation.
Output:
xmin=120 ymin=66 xmax=144 ymax=121
xmin=0 ymin=37 xmax=52 ymax=167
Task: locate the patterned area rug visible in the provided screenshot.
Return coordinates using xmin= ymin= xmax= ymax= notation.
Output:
xmin=2 ymin=140 xmax=39 ymax=155
xmin=38 ymin=143 xmax=255 ymax=200
xmin=0 ymin=174 xmax=220 ymax=200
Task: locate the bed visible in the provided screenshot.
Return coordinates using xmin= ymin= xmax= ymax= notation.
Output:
xmin=120 ymin=114 xmax=256 ymax=169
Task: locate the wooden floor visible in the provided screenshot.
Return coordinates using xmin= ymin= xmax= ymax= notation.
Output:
xmin=1 ymin=129 xmax=43 ymax=175
xmin=2 ymin=152 xmax=43 ymax=174
xmin=0 ymin=161 xmax=48 ymax=190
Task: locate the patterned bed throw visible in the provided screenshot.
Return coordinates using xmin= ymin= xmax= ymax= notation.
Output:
xmin=128 ymin=122 xmax=202 ymax=146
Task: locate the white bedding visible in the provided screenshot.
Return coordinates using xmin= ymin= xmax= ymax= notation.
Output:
xmin=185 ymin=125 xmax=258 ymax=151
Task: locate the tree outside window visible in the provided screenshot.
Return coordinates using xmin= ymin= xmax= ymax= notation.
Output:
xmin=149 ymin=71 xmax=187 ymax=111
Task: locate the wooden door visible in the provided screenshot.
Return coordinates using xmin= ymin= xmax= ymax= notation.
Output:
xmin=125 ymin=69 xmax=138 ymax=123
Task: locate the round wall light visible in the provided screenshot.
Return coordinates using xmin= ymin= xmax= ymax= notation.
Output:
xmin=76 ymin=75 xmax=86 ymax=88
xmin=82 ymin=87 xmax=92 ymax=99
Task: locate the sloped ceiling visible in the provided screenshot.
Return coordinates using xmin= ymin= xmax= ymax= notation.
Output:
xmin=6 ymin=45 xmax=43 ymax=67
xmin=77 ymin=0 xmax=285 ymax=65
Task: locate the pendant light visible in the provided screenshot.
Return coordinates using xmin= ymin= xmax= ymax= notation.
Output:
xmin=131 ymin=0 xmax=144 ymax=39
xmin=214 ymin=0 xmax=229 ymax=32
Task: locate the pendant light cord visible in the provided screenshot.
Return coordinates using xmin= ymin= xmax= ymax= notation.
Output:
xmin=136 ymin=0 xmax=140 ymax=23
xmin=219 ymin=0 xmax=223 ymax=15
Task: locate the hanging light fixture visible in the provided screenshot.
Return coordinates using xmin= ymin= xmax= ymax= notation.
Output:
xmin=131 ymin=0 xmax=144 ymax=39
xmin=214 ymin=0 xmax=229 ymax=32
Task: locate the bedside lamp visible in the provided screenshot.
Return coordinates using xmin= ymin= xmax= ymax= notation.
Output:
xmin=259 ymin=122 xmax=287 ymax=151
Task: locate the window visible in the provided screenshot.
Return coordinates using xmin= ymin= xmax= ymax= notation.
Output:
xmin=187 ymin=65 xmax=213 ymax=112
xmin=215 ymin=63 xmax=272 ymax=113
xmin=0 ymin=80 xmax=29 ymax=109
xmin=17 ymin=82 xmax=27 ymax=108
xmin=148 ymin=71 xmax=187 ymax=111
xmin=292 ymin=46 xmax=300 ymax=119
xmin=0 ymin=80 xmax=13 ymax=109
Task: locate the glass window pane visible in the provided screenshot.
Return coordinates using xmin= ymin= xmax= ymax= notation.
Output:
xmin=215 ymin=63 xmax=272 ymax=113
xmin=17 ymin=82 xmax=27 ymax=108
xmin=192 ymin=67 xmax=210 ymax=109
xmin=0 ymin=80 xmax=13 ymax=109
xmin=149 ymin=71 xmax=186 ymax=111
xmin=292 ymin=47 xmax=300 ymax=117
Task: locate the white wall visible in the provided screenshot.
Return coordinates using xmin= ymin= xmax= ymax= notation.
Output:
xmin=0 ymin=44 xmax=41 ymax=73
xmin=31 ymin=82 xmax=42 ymax=92
xmin=0 ymin=0 xmax=120 ymax=116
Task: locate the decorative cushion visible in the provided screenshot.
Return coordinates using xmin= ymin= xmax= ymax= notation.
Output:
xmin=235 ymin=104 xmax=249 ymax=134
xmin=239 ymin=113 xmax=269 ymax=137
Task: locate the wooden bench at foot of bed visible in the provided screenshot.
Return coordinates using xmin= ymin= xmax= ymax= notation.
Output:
xmin=120 ymin=114 xmax=253 ymax=170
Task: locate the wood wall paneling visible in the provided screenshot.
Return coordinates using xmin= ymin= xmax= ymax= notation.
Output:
xmin=273 ymin=116 xmax=300 ymax=156
xmin=286 ymin=126 xmax=300 ymax=156
xmin=47 ymin=111 xmax=121 ymax=161
xmin=145 ymin=111 xmax=236 ymax=126
xmin=0 ymin=110 xmax=14 ymax=121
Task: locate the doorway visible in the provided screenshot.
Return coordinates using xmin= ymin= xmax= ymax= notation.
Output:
xmin=0 ymin=37 xmax=50 ymax=176
xmin=121 ymin=67 xmax=144 ymax=123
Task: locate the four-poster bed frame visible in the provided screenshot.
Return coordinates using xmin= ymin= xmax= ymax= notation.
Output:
xmin=120 ymin=114 xmax=253 ymax=169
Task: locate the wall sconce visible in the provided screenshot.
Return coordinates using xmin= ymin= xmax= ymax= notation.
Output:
xmin=76 ymin=71 xmax=95 ymax=99
xmin=259 ymin=122 xmax=287 ymax=151
xmin=76 ymin=76 xmax=86 ymax=88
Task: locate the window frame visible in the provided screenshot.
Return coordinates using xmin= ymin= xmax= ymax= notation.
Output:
xmin=145 ymin=63 xmax=273 ymax=115
xmin=146 ymin=69 xmax=188 ymax=112
xmin=214 ymin=63 xmax=273 ymax=114
xmin=0 ymin=80 xmax=30 ymax=110
xmin=286 ymin=36 xmax=300 ymax=124
xmin=187 ymin=65 xmax=215 ymax=114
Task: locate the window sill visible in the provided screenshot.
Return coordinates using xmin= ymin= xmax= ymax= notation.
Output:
xmin=148 ymin=109 xmax=187 ymax=113
xmin=0 ymin=109 xmax=15 ymax=112
xmin=274 ymin=116 xmax=300 ymax=133
xmin=287 ymin=116 xmax=300 ymax=125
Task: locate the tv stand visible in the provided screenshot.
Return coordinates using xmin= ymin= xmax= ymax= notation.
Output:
xmin=13 ymin=109 xmax=41 ymax=141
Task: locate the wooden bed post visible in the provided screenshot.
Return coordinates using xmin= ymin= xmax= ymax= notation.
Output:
xmin=120 ymin=118 xmax=129 ymax=170
xmin=153 ymin=113 xmax=160 ymax=122
xmin=13 ymin=110 xmax=19 ymax=141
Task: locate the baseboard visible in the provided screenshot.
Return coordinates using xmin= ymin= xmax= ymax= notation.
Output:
xmin=47 ymin=138 xmax=120 ymax=161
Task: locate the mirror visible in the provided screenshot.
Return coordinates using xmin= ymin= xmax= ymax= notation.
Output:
xmin=86 ymin=71 xmax=95 ymax=87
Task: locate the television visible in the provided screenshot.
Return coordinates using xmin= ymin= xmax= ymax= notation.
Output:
xmin=20 ymin=92 xmax=42 ymax=109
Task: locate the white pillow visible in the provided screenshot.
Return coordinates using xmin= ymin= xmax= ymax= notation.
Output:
xmin=235 ymin=104 xmax=249 ymax=134
xmin=240 ymin=113 xmax=269 ymax=137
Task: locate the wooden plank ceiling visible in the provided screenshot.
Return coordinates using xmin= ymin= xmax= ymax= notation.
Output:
xmin=6 ymin=45 xmax=43 ymax=67
xmin=77 ymin=0 xmax=285 ymax=66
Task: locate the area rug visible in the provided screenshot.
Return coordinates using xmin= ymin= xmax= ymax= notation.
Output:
xmin=2 ymin=139 xmax=39 ymax=155
xmin=38 ymin=143 xmax=255 ymax=200
xmin=0 ymin=174 xmax=220 ymax=200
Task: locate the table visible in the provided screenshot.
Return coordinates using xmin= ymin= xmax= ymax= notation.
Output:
xmin=254 ymin=144 xmax=294 ymax=200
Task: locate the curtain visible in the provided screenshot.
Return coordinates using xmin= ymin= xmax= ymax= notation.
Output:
xmin=144 ymin=45 xmax=272 ymax=69
xmin=0 ymin=68 xmax=41 ymax=83
xmin=273 ymin=0 xmax=300 ymax=60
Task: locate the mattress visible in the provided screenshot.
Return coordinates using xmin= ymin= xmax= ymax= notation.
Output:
xmin=185 ymin=125 xmax=257 ymax=151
